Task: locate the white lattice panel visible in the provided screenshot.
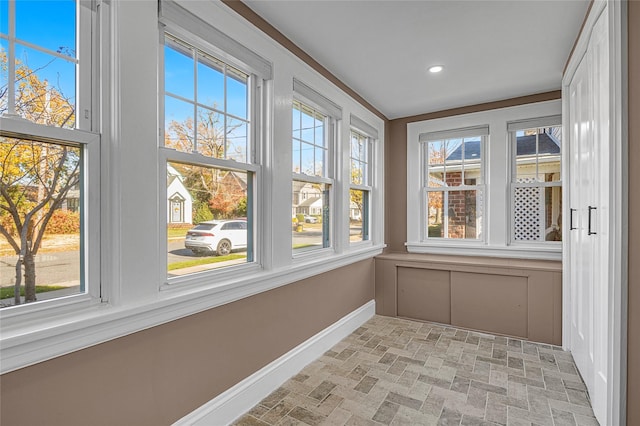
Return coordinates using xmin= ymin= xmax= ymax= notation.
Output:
xmin=514 ymin=186 xmax=541 ymax=241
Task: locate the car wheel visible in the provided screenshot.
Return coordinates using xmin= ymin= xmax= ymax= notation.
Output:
xmin=217 ymin=239 xmax=232 ymax=256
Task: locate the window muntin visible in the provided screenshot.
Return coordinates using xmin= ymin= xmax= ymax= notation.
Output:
xmin=163 ymin=33 xmax=257 ymax=279
xmin=164 ymin=35 xmax=250 ymax=163
xmin=511 ymin=126 xmax=562 ymax=242
xmin=291 ymin=98 xmax=333 ymax=254
xmin=349 ymin=130 xmax=371 ymax=242
xmin=1 ymin=0 xmax=80 ymax=129
xmin=423 ymin=136 xmax=484 ymax=240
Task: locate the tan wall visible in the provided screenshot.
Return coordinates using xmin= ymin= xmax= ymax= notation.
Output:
xmin=627 ymin=1 xmax=639 ymax=424
xmin=375 ymin=254 xmax=562 ymax=345
xmin=0 ymin=260 xmax=374 ymax=426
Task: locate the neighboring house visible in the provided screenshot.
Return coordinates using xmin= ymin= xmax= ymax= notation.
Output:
xmin=296 ymin=196 xmax=323 ymax=216
xmin=167 ymin=164 xmax=193 ymax=224
xmin=292 ymin=181 xmax=322 ymax=217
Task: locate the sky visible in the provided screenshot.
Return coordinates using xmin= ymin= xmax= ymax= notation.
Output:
xmin=1 ymin=0 xmax=77 ymax=103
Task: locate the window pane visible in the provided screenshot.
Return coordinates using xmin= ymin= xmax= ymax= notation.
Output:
xmin=196 ymin=54 xmax=224 ymax=109
xmin=427 ymin=189 xmax=481 ymax=240
xmin=226 ymin=72 xmax=248 ymax=119
xmin=427 ymin=141 xmax=445 ymax=165
xmin=292 ymin=181 xmax=330 ymax=253
xmin=513 ymin=186 xmax=542 ymax=241
xmin=428 ymin=168 xmax=445 ymax=187
xmin=314 ymin=146 xmax=325 ymax=176
xmin=1 ymin=40 xmax=8 ymax=107
xmin=226 ymin=118 xmax=248 ymax=162
xmin=351 ymin=161 xmax=364 ymax=185
xmin=1 ymin=136 xmax=83 ymax=308
xmin=447 ymin=190 xmax=479 ymax=239
xmin=165 ymin=95 xmax=194 ymax=152
xmin=16 ymin=0 xmax=75 ymax=59
xmin=0 ymin=0 xmax=7 ymax=35
xmin=292 ymin=139 xmax=301 ymax=173
xmin=165 ymin=42 xmax=194 ymax=101
xmin=515 ymin=128 xmax=561 ymax=182
xmin=427 ymin=191 xmax=445 ymax=238
xmin=14 ymin=45 xmax=76 ymax=128
xmin=314 ymin=114 xmax=324 ymax=146
xmin=301 ymin=107 xmax=315 ymax=143
xmin=292 ymin=104 xmax=301 ymax=140
xmin=195 ymin=106 xmax=224 ymax=157
xmin=300 ymin=141 xmax=314 ymax=175
xmin=545 ymin=186 xmax=562 ymax=241
xmin=350 ymin=189 xmax=368 ymax=242
xmin=462 ymin=137 xmax=482 ymax=184
xmin=167 ymin=162 xmax=250 ymax=277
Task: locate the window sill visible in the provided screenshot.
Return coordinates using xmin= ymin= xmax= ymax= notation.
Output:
xmin=0 ymin=244 xmax=384 ymax=374
xmin=405 ymin=242 xmax=562 ymax=261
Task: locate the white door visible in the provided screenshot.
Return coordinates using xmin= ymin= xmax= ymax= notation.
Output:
xmin=569 ymin=52 xmax=593 ymax=393
xmin=567 ymin=7 xmax=609 ymax=424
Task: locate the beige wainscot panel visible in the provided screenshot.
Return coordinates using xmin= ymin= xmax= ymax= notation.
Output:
xmin=397 ymin=267 xmax=450 ymax=324
xmin=451 ymin=271 xmax=528 ymax=338
xmin=375 ymin=253 xmax=562 ymax=345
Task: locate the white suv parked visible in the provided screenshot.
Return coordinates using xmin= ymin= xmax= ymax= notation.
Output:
xmin=185 ymin=219 xmax=247 ymax=255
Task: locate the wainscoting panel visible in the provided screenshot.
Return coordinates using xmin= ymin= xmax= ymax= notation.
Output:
xmin=375 ymin=253 xmax=562 ymax=345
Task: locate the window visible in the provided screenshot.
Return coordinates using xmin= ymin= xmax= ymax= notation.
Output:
xmin=509 ymin=120 xmax=562 ymax=243
xmin=292 ymin=99 xmax=332 ymax=253
xmin=349 ymin=125 xmax=375 ymax=243
xmin=422 ymin=127 xmax=486 ymax=241
xmin=0 ymin=0 xmax=97 ymax=309
xmin=162 ymin=33 xmax=258 ymax=276
xmin=406 ymin=101 xmax=561 ymax=259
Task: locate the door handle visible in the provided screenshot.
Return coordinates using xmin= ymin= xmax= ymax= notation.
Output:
xmin=588 ymin=206 xmax=597 ymax=235
xmin=570 ymin=208 xmax=577 ymax=230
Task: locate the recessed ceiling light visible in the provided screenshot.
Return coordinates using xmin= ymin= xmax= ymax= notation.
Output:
xmin=428 ymin=65 xmax=444 ymax=73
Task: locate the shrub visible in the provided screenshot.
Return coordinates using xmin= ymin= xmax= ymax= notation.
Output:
xmin=46 ymin=210 xmax=80 ymax=234
xmin=193 ymin=202 xmax=214 ymax=224
xmin=296 ymin=214 xmax=305 ymax=223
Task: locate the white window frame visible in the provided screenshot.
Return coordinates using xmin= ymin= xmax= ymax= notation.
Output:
xmin=407 ymin=100 xmax=562 ymax=259
xmin=349 ymin=115 xmax=377 ymax=245
xmin=0 ymin=0 xmax=100 ymax=319
xmin=291 ymin=80 xmax=341 ymax=259
xmin=158 ymin=21 xmax=267 ymax=287
xmin=420 ymin=126 xmax=487 ymax=243
xmin=0 ymin=0 xmax=385 ymax=375
xmin=508 ymin=116 xmax=563 ymax=247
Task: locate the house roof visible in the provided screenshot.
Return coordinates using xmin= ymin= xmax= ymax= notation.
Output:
xmin=446 ymin=133 xmax=560 ymax=161
xmin=298 ymin=197 xmax=322 ymax=208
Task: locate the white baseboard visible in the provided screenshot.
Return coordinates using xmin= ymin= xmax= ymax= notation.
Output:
xmin=173 ymin=300 xmax=376 ymax=426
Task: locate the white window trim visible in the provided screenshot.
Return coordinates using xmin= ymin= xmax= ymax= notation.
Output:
xmin=407 ymin=100 xmax=562 ymax=260
xmin=0 ymin=0 xmax=385 ymax=375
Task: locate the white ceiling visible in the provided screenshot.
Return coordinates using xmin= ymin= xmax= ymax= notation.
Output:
xmin=243 ymin=0 xmax=590 ymax=120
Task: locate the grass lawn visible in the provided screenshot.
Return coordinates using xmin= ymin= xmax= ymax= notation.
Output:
xmin=168 ymin=228 xmax=189 ymax=238
xmin=1 ymin=285 xmax=67 ymax=299
xmin=168 ymin=253 xmax=246 ymax=271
